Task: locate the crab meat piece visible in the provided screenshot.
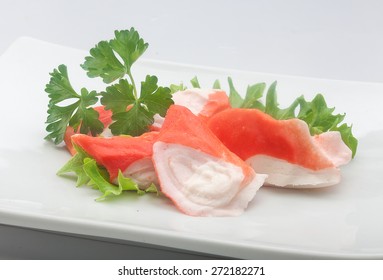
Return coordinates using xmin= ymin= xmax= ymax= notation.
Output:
xmin=152 ymin=105 xmax=266 ymax=216
xmin=152 ymin=88 xmax=230 ymax=130
xmin=207 ymin=108 xmax=352 ymax=188
xmin=71 ymin=132 xmax=158 ymax=189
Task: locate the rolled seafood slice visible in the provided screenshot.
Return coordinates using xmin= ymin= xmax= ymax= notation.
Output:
xmin=64 ymin=106 xmax=113 ymax=155
xmin=151 ymin=88 xmax=230 ymax=130
xmin=207 ymin=108 xmax=352 ymax=188
xmin=71 ymin=132 xmax=158 ymax=189
xmin=152 ymin=105 xmax=266 ymax=216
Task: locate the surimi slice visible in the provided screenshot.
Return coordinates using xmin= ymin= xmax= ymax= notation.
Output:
xmin=244 ymin=155 xmax=341 ymax=188
xmin=313 ymin=131 xmax=352 ymax=167
xmin=152 ymin=105 xmax=267 ymax=216
xmin=71 ymin=132 xmax=158 ymax=189
xmin=172 ymin=88 xmax=231 ymax=122
xmin=64 ymin=106 xmax=113 ymax=155
xmin=207 ymin=108 xmax=352 ymax=188
xmin=151 ymin=88 xmax=230 ymax=130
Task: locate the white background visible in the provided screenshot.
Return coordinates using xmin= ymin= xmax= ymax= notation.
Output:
xmin=1 ymin=0 xmax=383 ymax=83
xmin=1 ymin=0 xmax=383 ymax=260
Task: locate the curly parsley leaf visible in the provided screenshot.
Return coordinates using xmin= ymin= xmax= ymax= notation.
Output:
xmin=140 ymin=75 xmax=173 ymax=117
xmin=100 ymin=79 xmax=135 ymax=113
xmin=46 ymin=29 xmax=174 ymax=144
xmin=80 ymin=30 xmax=172 ymax=136
xmin=45 ymin=65 xmax=103 ymax=144
xmin=81 ymin=41 xmax=125 ymax=84
xmin=81 ymin=28 xmax=148 ymax=84
xmin=105 ymin=75 xmax=173 ymax=136
xmin=45 ymin=64 xmax=78 ymax=103
xmin=110 ymin=29 xmax=148 ymax=72
xmin=45 ymin=102 xmax=78 ymax=144
xmin=109 ymin=103 xmax=153 ymax=136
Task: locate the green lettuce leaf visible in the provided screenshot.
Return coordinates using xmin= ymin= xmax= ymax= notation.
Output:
xmin=227 ymin=77 xmax=244 ymax=108
xmin=264 ymin=81 xmax=299 ymax=120
xmin=190 ymin=76 xmax=201 ymax=88
xmin=169 ymin=83 xmax=186 ymax=93
xmin=57 ymin=145 xmax=159 ymax=200
xmin=82 ymin=158 xmax=145 ymax=201
xmin=241 ymin=83 xmax=266 ymax=110
xmin=56 ymin=144 xmax=91 ymax=186
xmin=212 ymin=79 xmax=221 ymax=89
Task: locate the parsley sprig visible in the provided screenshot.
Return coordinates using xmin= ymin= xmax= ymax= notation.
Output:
xmin=45 ymin=65 xmax=104 ymax=144
xmin=45 ymin=28 xmax=173 ymax=143
xmin=101 ymin=75 xmax=172 ymax=136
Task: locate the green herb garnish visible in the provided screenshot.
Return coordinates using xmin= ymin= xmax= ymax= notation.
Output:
xmin=57 ymin=145 xmax=158 ymax=200
xmin=45 ymin=28 xmax=173 ymax=143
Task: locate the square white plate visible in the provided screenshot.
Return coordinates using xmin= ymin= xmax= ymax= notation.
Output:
xmin=1 ymin=37 xmax=383 ymax=259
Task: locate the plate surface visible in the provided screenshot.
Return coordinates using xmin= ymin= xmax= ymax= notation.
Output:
xmin=1 ymin=37 xmax=383 ymax=259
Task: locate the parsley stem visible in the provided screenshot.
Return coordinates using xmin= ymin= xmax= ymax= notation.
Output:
xmin=127 ymin=70 xmax=138 ymax=99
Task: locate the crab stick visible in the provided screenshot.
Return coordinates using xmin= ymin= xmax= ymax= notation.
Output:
xmin=207 ymin=108 xmax=352 ymax=188
xmin=152 ymin=88 xmax=230 ymax=130
xmin=152 ymin=105 xmax=266 ymax=216
xmin=71 ymin=132 xmax=158 ymax=189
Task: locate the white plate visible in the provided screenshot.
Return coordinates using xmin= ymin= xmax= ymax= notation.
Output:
xmin=1 ymin=37 xmax=383 ymax=259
